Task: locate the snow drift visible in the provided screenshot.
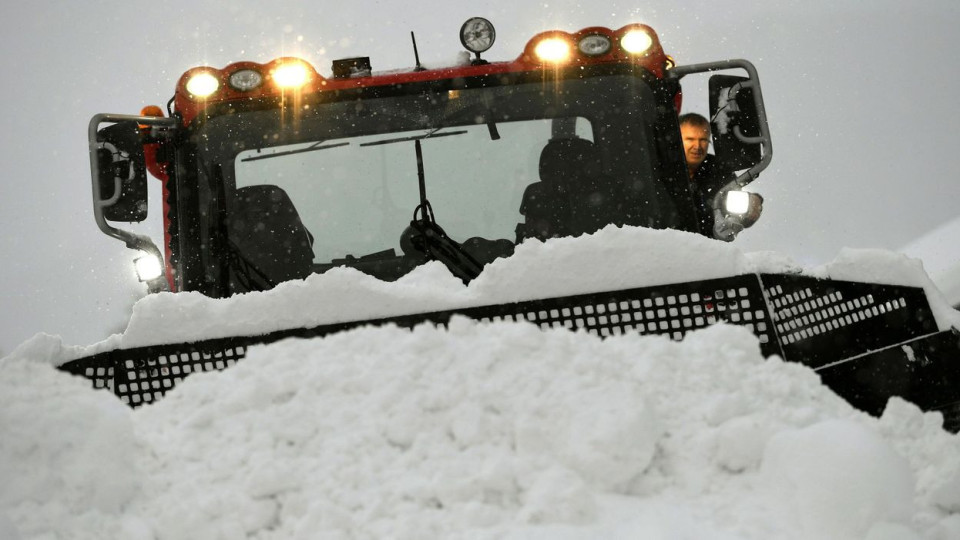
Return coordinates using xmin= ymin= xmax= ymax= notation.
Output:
xmin=2 ymin=225 xmax=959 ymax=539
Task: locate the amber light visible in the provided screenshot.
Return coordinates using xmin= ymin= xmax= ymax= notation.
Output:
xmin=138 ymin=105 xmax=164 ymax=129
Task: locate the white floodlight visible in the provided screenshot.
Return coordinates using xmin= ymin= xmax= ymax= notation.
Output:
xmin=621 ymin=30 xmax=653 ymax=55
xmin=134 ymin=253 xmax=164 ymax=282
xmin=724 ymin=191 xmax=751 ymax=215
xmin=185 ymin=72 xmax=219 ymax=98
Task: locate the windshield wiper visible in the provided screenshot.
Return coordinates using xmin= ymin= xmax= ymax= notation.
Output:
xmin=241 ymin=141 xmax=350 ymax=162
xmin=360 ymin=128 xmax=468 ymax=147
xmin=405 ymin=138 xmax=483 ymax=284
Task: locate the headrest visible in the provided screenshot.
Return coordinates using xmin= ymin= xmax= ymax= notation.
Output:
xmin=539 ymin=138 xmax=599 ymax=183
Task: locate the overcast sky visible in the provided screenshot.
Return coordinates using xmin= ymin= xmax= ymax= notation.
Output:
xmin=1 ymin=0 xmax=958 ymax=354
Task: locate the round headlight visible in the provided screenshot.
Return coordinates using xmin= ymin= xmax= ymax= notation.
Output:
xmin=273 ymin=62 xmax=310 ymax=89
xmin=534 ymin=38 xmax=572 ymax=63
xmin=229 ymin=69 xmax=263 ymax=91
xmin=460 ymin=17 xmax=496 ymax=54
xmin=578 ymin=35 xmax=611 ymax=56
xmin=621 ymin=30 xmax=653 ymax=55
xmin=185 ymin=72 xmax=219 ymax=98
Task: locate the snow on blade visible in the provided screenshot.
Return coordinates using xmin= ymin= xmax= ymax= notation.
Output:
xmin=119 ymin=224 xmax=960 ymax=350
xmin=117 ymin=225 xmax=755 ymax=349
xmin=7 ymin=224 xmax=958 ymax=366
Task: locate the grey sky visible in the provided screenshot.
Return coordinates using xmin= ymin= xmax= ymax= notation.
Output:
xmin=2 ymin=0 xmax=958 ymax=354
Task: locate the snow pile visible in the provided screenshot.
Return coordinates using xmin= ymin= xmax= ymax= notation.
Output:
xmin=0 ymin=357 xmax=141 ymax=540
xmin=3 ymin=320 xmax=960 ymax=539
xmin=900 ymin=215 xmax=960 ymax=307
xmin=3 ymin=224 xmax=960 ymax=539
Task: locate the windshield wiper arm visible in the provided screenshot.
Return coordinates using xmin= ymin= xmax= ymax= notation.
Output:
xmin=406 ymin=138 xmax=483 ymax=284
xmin=360 ymin=129 xmax=468 ymax=147
xmin=241 ymin=141 xmax=350 ymax=162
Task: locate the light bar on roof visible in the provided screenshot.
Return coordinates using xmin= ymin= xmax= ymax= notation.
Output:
xmin=185 ymin=72 xmax=219 ymax=98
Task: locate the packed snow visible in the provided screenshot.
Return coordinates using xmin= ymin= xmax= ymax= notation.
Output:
xmin=2 ymin=225 xmax=960 ymax=540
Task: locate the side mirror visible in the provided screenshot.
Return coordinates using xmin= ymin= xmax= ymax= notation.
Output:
xmin=709 ymin=74 xmax=762 ymax=171
xmin=95 ymin=120 xmax=148 ymax=222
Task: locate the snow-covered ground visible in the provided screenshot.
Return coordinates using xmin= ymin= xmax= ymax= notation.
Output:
xmin=900 ymin=216 xmax=960 ymax=308
xmin=2 ymin=226 xmax=960 ymax=539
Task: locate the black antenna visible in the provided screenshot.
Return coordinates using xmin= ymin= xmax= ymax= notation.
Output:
xmin=411 ymin=32 xmax=425 ymax=72
xmin=414 ymin=139 xmax=432 ymax=221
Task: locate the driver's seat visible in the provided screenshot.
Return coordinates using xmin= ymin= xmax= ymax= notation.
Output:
xmin=227 ymin=185 xmax=314 ymax=288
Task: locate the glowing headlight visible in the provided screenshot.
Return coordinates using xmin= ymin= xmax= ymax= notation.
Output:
xmin=229 ymin=69 xmax=263 ymax=91
xmin=134 ymin=253 xmax=164 ymax=282
xmin=724 ymin=191 xmax=751 ymax=215
xmin=534 ymin=38 xmax=572 ymax=63
xmin=273 ymin=62 xmax=310 ymax=89
xmin=185 ymin=72 xmax=219 ymax=98
xmin=460 ymin=17 xmax=496 ymax=54
xmin=621 ymin=30 xmax=653 ymax=55
xmin=578 ymin=35 xmax=611 ymax=56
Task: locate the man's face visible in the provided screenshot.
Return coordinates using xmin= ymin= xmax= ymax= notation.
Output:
xmin=680 ymin=123 xmax=710 ymax=170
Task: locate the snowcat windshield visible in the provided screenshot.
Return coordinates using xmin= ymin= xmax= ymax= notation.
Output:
xmin=192 ymin=73 xmax=688 ymax=290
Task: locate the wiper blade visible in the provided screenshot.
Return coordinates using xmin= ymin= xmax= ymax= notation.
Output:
xmin=360 ymin=129 xmax=468 ymax=147
xmin=403 ymin=138 xmax=483 ymax=284
xmin=408 ymin=219 xmax=483 ymax=284
xmin=241 ymin=141 xmax=350 ymax=162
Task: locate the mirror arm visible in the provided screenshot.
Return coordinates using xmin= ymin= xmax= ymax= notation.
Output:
xmin=669 ymin=59 xmax=774 ymax=189
xmin=733 ymin=126 xmax=765 ymax=145
xmin=89 ymin=113 xmax=178 ymax=278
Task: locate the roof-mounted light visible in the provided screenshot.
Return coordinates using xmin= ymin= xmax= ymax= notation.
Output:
xmin=229 ymin=69 xmax=263 ymax=91
xmin=185 ymin=72 xmax=219 ymax=99
xmin=534 ymin=37 xmax=572 ymax=63
xmin=578 ymin=34 xmax=611 ymax=56
xmin=272 ymin=60 xmax=310 ymax=89
xmin=138 ymin=105 xmax=165 ymax=130
xmin=621 ymin=29 xmax=653 ymax=55
xmin=460 ymin=17 xmax=496 ymax=54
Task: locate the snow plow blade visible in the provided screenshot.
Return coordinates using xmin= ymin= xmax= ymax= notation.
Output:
xmin=59 ymin=272 xmax=960 ymax=432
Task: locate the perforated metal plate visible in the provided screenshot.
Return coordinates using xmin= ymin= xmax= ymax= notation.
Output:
xmin=58 ymin=272 xmax=960 ymax=432
xmin=61 ymin=343 xmax=248 ymax=405
xmin=758 ymin=274 xmax=938 ymax=368
xmin=61 ymin=274 xmax=774 ymax=405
